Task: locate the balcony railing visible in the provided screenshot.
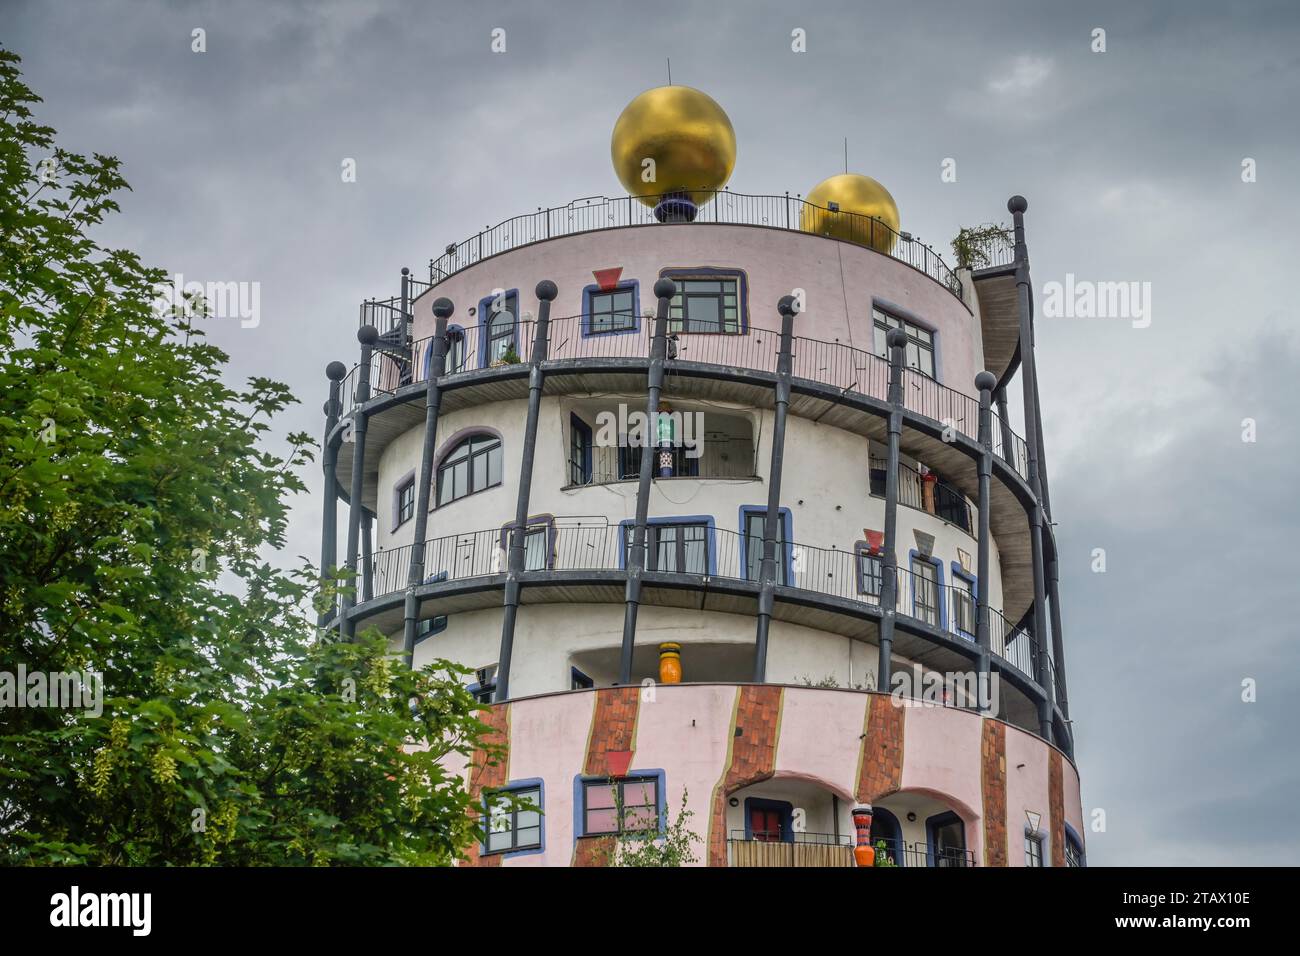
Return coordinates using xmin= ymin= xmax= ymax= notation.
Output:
xmin=351 ymin=520 xmax=1047 ymax=684
xmin=569 ymin=438 xmax=760 ymax=489
xmin=872 ymin=837 xmax=976 ymax=868
xmin=424 ymin=190 xmax=963 ymax=299
xmin=727 ymin=830 xmax=853 ymax=868
xmin=869 ymin=457 xmax=974 ymax=534
xmin=336 ymin=319 xmax=1032 ymax=482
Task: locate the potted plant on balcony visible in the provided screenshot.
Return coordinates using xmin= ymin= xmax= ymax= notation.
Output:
xmin=491 ymin=345 xmax=522 ymax=367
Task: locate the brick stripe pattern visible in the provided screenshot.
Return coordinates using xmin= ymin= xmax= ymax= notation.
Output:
xmin=1048 ymin=748 xmax=1066 ymax=867
xmin=707 ymin=685 xmax=784 ymax=867
xmin=462 ymin=702 xmax=511 ymax=867
xmin=855 ymin=693 xmax=905 ymax=803
xmin=981 ymin=719 xmax=1008 ymax=866
xmin=572 ymin=686 xmax=641 ymax=867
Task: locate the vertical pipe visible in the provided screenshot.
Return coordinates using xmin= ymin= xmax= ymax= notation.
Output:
xmin=401 ymin=298 xmax=454 ymax=668
xmin=619 ymin=278 xmax=677 ymax=686
xmin=342 ymin=325 xmax=378 ymax=639
xmin=400 ymin=266 xmax=410 ymax=372
xmin=361 ymin=511 xmax=374 ymax=603
xmin=752 ymin=295 xmax=798 ymax=683
xmin=876 ymin=328 xmax=907 ymax=689
xmin=1032 ymin=350 xmax=1071 ymax=725
xmin=1008 ymin=195 xmax=1054 ymax=742
xmin=319 ymin=361 xmax=346 ymax=627
xmin=995 ymin=386 xmax=1015 ymax=467
xmin=496 ymin=280 xmax=557 ymax=702
xmin=974 ymin=371 xmax=997 ymax=714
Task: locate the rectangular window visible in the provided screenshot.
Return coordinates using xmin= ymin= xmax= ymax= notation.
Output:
xmin=624 ymin=522 xmax=709 ymax=574
xmin=485 ymin=291 xmax=519 ymax=364
xmin=582 ymin=776 xmax=660 ymax=836
xmin=953 ymin=575 xmax=975 ymax=638
xmin=523 ymin=527 xmax=547 ymax=571
xmin=618 ymin=442 xmax=698 ymax=479
xmin=859 ymin=551 xmax=884 ymax=599
xmin=396 ymin=478 xmax=415 ymax=526
xmin=570 ymin=667 xmax=594 ymax=690
xmin=569 ymin=416 xmax=592 ymax=485
xmin=587 ymin=288 xmax=636 ymax=334
xmin=485 ymin=785 xmax=542 ymax=854
xmin=934 ymin=480 xmax=970 ymax=532
xmin=872 ymin=308 xmax=935 ymax=379
xmin=1066 ymin=837 xmax=1084 ymax=868
xmin=669 ymin=277 xmax=741 ymax=334
xmin=912 ymin=559 xmax=939 ymax=626
xmin=743 ymin=510 xmax=788 ymax=585
xmin=1025 ymin=833 xmax=1044 ymax=868
xmin=470 ymin=664 xmax=497 ymax=705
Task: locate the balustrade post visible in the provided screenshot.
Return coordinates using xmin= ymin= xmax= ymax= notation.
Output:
xmin=495 ymin=280 xmax=557 ymax=701
xmin=401 ymin=298 xmax=454 ymax=668
xmin=619 ymin=278 xmax=677 ymax=685
xmin=752 ymin=295 xmax=798 ymax=683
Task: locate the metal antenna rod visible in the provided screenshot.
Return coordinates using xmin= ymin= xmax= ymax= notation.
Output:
xmin=667 ymin=58 xmax=672 ymax=85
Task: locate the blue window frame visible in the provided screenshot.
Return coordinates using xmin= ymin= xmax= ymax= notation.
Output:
xmin=582 ymin=281 xmax=639 ymax=336
xmin=478 ymin=289 xmax=519 ymax=367
xmin=569 ymin=414 xmax=593 ymax=485
xmin=925 ymin=811 xmax=969 ymax=868
xmin=857 ymin=546 xmax=884 ymax=600
xmin=660 ymin=268 xmax=749 ymax=334
xmin=909 ymin=551 xmax=945 ymax=628
xmin=1025 ymin=830 xmax=1045 ymax=867
xmin=1065 ymin=824 xmax=1086 ymax=867
xmin=391 ymin=470 xmax=416 ymax=531
xmin=739 ymin=506 xmax=793 ymax=585
xmin=573 ymin=770 xmax=666 ymax=837
xmin=483 ymin=779 xmax=544 ymax=857
xmin=950 ymin=565 xmax=977 ymax=640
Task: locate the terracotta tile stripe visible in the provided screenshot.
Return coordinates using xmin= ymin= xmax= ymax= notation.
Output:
xmin=855 ymin=693 xmax=905 ymax=803
xmin=463 ymin=702 xmax=510 ymax=868
xmin=1048 ymin=749 xmax=1066 ymax=868
xmin=572 ymin=687 xmax=642 ymax=866
xmin=981 ymin=719 xmax=1008 ymax=867
xmin=707 ymin=685 xmax=784 ymax=867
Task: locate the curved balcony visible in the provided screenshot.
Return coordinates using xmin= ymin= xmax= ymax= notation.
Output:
xmin=409 ymin=190 xmax=963 ymax=301
xmin=337 ymin=518 xmax=1061 ymax=739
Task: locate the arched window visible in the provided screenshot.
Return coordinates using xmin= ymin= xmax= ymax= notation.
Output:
xmin=488 ymin=305 xmax=515 ymax=363
xmin=437 ymin=433 xmax=503 ymax=506
xmin=446 ymin=328 xmax=467 ymax=373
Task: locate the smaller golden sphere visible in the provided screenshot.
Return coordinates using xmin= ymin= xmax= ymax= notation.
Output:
xmin=801 ymin=173 xmax=900 ymax=253
xmin=611 ymin=85 xmax=736 ymax=208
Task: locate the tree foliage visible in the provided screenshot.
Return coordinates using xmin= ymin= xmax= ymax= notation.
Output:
xmin=0 ymin=47 xmax=492 ymax=865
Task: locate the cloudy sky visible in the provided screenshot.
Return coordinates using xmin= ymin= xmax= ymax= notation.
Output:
xmin=5 ymin=0 xmax=1298 ymax=865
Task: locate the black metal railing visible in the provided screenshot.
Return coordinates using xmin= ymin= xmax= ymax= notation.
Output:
xmin=728 ymin=829 xmax=852 ymax=847
xmin=351 ymin=519 xmax=1046 ymax=684
xmin=868 ymin=457 xmax=974 ymax=534
xmin=571 ymin=438 xmax=760 ymax=489
xmin=335 ymin=322 xmax=1033 ymax=483
xmin=855 ymin=836 xmax=977 ymax=867
xmin=426 ymin=190 xmax=962 ymax=299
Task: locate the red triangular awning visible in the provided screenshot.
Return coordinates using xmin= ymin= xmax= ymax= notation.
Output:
xmin=606 ymin=749 xmax=633 ymax=778
xmin=865 ymin=529 xmax=884 ymax=555
xmin=592 ymin=267 xmax=623 ymax=292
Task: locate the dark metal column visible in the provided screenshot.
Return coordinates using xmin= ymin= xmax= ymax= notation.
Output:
xmin=619 ymin=278 xmax=677 ymax=686
xmin=496 ymin=280 xmax=557 ymax=702
xmin=342 ymin=325 xmax=377 ymax=639
xmin=361 ymin=511 xmax=374 ymax=603
xmin=876 ymin=328 xmax=907 ymax=689
xmin=319 ymin=361 xmax=346 ymax=627
xmin=995 ymin=386 xmax=1015 ymax=468
xmin=752 ymin=295 xmax=798 ymax=683
xmin=401 ymin=297 xmax=455 ymax=668
xmin=1008 ymin=195 xmax=1054 ymax=742
xmin=1032 ymin=357 xmax=1070 ymax=722
xmin=974 ymin=371 xmax=996 ymax=713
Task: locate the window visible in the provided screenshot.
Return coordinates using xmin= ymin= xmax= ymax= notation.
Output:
xmin=952 ymin=574 xmax=975 ymax=638
xmin=859 ymin=550 xmax=884 ymax=599
xmin=745 ymin=798 xmax=794 ymax=843
xmin=927 ymin=812 xmax=969 ymax=868
xmin=483 ymin=291 xmax=519 ymax=364
xmin=445 ymin=328 xmax=467 ymax=374
xmin=934 ymin=479 xmax=970 ymax=532
xmin=436 ymin=434 xmax=502 ymax=506
xmin=1065 ymin=831 xmax=1085 ymax=868
xmin=668 ymin=277 xmax=741 ymax=333
xmin=395 ymin=476 xmax=415 ymax=527
xmin=912 ymin=558 xmax=939 ymax=626
xmin=742 ymin=509 xmax=789 ymax=585
xmin=484 ymin=784 xmax=542 ymax=854
xmin=415 ymin=614 xmax=447 ymax=643
xmin=1025 ymin=832 xmax=1044 ymax=867
xmin=569 ymin=415 xmax=593 ymax=485
xmin=624 ymin=522 xmax=710 ymax=574
xmin=582 ymin=776 xmax=660 ymax=835
xmin=469 ymin=664 xmax=497 ymax=704
xmin=523 ymin=526 xmax=547 ymax=571
xmin=586 ymin=287 xmax=637 ymax=335
xmin=872 ymin=308 xmax=935 ymax=379
xmin=570 ymin=667 xmax=594 ymax=690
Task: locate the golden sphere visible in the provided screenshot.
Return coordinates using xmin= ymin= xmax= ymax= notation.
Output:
xmin=801 ymin=173 xmax=900 ymax=253
xmin=611 ymin=86 xmax=736 ymax=208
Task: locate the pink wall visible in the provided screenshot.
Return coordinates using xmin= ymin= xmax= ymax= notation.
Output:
xmin=773 ymin=686 xmax=867 ymax=799
xmin=1005 ymin=723 xmax=1051 ymax=866
xmin=898 ymin=702 xmax=986 ymax=864
xmin=411 ymin=224 xmax=982 ymax=398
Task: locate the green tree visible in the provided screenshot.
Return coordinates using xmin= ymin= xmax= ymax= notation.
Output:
xmin=0 ymin=47 xmax=493 ymax=865
xmin=610 ymin=786 xmax=701 ymax=867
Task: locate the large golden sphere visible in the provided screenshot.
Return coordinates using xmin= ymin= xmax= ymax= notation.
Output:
xmin=611 ymin=86 xmax=736 ymax=207
xmin=801 ymin=173 xmax=900 ymax=253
